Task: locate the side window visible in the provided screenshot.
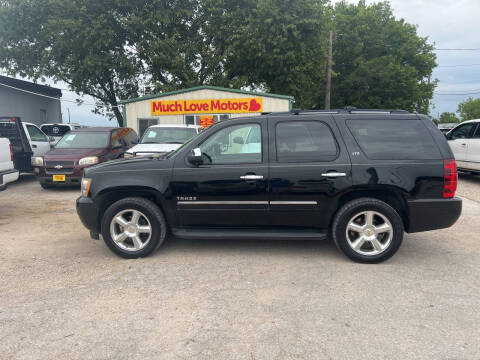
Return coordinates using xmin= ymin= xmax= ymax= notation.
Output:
xmin=276 ymin=121 xmax=337 ymax=162
xmin=199 ymin=123 xmax=262 ymax=164
xmin=26 ymin=124 xmax=48 ymax=142
xmin=450 ymin=123 xmax=476 ymax=140
xmin=471 ymin=123 xmax=480 ymax=138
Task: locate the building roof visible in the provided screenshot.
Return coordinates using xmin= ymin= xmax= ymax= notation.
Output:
xmin=0 ymin=75 xmax=62 ymax=98
xmin=118 ymin=85 xmax=294 ymax=105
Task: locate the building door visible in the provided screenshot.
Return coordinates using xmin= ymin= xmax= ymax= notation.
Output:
xmin=138 ymin=118 xmax=158 ymax=137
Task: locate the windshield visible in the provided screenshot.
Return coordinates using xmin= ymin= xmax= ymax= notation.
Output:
xmin=141 ymin=127 xmax=196 ymax=144
xmin=41 ymin=125 xmax=71 ymax=137
xmin=55 ymin=132 xmax=110 ymax=149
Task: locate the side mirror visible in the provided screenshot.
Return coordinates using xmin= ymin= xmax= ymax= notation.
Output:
xmin=131 ymin=138 xmax=139 ymax=145
xmin=233 ymin=136 xmax=244 ymax=145
xmin=49 ymin=136 xmax=56 ymax=142
xmin=187 ymin=147 xmax=203 ymax=166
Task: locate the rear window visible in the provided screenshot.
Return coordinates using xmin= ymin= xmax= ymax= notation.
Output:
xmin=41 ymin=125 xmax=71 ymax=137
xmin=347 ymin=119 xmax=441 ymax=160
xmin=276 ymin=121 xmax=338 ymax=162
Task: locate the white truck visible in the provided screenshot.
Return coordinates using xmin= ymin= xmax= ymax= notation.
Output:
xmin=0 ymin=138 xmax=19 ymax=191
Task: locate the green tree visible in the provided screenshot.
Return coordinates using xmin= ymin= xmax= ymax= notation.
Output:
xmin=457 ymin=97 xmax=480 ymax=121
xmin=330 ymin=1 xmax=437 ymax=113
xmin=438 ymin=112 xmax=460 ymax=123
xmin=0 ymin=0 xmax=144 ymax=126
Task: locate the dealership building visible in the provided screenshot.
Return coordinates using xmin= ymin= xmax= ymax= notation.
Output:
xmin=119 ymin=85 xmax=294 ymax=136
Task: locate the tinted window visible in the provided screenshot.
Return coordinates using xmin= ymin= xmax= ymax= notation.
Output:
xmin=347 ymin=119 xmax=441 ymax=160
xmin=56 ymin=132 xmax=110 ymax=148
xmin=276 ymin=121 xmax=337 ymax=162
xmin=40 ymin=125 xmax=71 ymax=137
xmin=26 ymin=125 xmax=48 ymax=142
xmin=472 ymin=123 xmax=480 ymax=138
xmin=450 ymin=122 xmax=476 ymax=139
xmin=200 ymin=123 xmax=262 ymax=164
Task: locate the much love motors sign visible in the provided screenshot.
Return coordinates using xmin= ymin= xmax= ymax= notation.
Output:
xmin=151 ymin=98 xmax=263 ymax=116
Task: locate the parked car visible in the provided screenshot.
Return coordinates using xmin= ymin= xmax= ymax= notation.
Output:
xmin=446 ymin=119 xmax=480 ymax=174
xmin=0 ymin=117 xmax=53 ymax=172
xmin=123 ymin=124 xmax=202 ymax=158
xmin=76 ymin=109 xmax=461 ymax=263
xmin=0 ymin=138 xmax=19 ymax=191
xmin=438 ymin=122 xmax=457 ymax=134
xmin=40 ymin=123 xmax=86 ymax=144
xmin=32 ymin=127 xmax=138 ymax=188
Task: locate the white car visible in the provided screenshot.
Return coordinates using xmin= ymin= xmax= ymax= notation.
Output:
xmin=0 ymin=138 xmax=19 ymax=190
xmin=124 ymin=124 xmax=202 ymax=158
xmin=446 ymin=119 xmax=480 ymax=173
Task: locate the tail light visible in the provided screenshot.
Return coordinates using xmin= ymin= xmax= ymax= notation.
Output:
xmin=9 ymin=143 xmax=13 ymax=161
xmin=443 ymin=159 xmax=457 ymax=198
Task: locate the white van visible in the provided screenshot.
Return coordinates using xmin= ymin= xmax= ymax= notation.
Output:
xmin=446 ymin=119 xmax=480 ymax=173
xmin=124 ymin=124 xmax=202 ymax=158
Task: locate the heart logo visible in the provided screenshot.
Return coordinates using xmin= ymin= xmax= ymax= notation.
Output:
xmin=249 ymin=99 xmax=261 ymax=112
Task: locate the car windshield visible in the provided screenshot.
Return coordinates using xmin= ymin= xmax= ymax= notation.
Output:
xmin=55 ymin=132 xmax=110 ymax=149
xmin=141 ymin=127 xmax=196 ymax=144
xmin=40 ymin=125 xmax=71 ymax=137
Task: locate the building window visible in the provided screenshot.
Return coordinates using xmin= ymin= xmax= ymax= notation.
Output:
xmin=184 ymin=114 xmax=230 ymax=127
xmin=138 ymin=118 xmax=159 ymax=137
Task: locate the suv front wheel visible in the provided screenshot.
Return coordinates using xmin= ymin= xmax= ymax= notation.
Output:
xmin=101 ymin=197 xmax=167 ymax=258
xmin=332 ymin=198 xmax=404 ymax=263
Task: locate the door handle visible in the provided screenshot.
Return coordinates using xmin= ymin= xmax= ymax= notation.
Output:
xmin=461 ymin=143 xmax=466 ymax=146
xmin=321 ymin=172 xmax=347 ymax=178
xmin=240 ymin=174 xmax=264 ymax=180
xmin=32 ymin=144 xmax=37 ymax=148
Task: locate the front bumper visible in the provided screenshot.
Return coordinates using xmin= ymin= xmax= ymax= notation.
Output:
xmin=35 ymin=166 xmax=86 ymax=186
xmin=406 ymin=197 xmax=462 ymax=233
xmin=76 ymin=196 xmax=100 ymax=232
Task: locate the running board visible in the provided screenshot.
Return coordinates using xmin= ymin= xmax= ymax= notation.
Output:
xmin=171 ymin=227 xmax=327 ymax=241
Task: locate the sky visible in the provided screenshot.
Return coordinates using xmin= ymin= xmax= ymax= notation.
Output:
xmin=6 ymin=0 xmax=480 ymax=125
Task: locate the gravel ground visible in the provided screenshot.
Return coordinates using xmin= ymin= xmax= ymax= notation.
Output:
xmin=0 ymin=174 xmax=479 ymax=360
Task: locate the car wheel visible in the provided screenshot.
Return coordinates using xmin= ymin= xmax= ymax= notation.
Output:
xmin=332 ymin=198 xmax=404 ymax=263
xmin=101 ymin=197 xmax=167 ymax=259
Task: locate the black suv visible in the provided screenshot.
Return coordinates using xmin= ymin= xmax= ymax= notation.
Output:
xmin=76 ymin=110 xmax=461 ymax=263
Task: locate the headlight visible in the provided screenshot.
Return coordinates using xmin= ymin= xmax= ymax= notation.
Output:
xmin=123 ymin=152 xmax=134 ymax=159
xmin=81 ymin=178 xmax=92 ymax=197
xmin=78 ymin=156 xmax=99 ymax=166
xmin=31 ymin=157 xmax=44 ymax=166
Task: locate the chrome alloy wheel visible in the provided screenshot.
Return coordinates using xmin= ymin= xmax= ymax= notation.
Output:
xmin=109 ymin=209 xmax=152 ymax=251
xmin=345 ymin=211 xmax=393 ymax=256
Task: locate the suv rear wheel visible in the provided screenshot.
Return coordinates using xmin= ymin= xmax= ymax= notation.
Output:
xmin=101 ymin=197 xmax=167 ymax=258
xmin=332 ymin=198 xmax=404 ymax=263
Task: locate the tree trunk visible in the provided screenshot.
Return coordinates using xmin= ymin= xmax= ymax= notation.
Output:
xmin=112 ymin=105 xmax=124 ymax=127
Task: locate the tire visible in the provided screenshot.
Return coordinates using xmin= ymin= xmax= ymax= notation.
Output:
xmin=332 ymin=198 xmax=404 ymax=263
xmin=40 ymin=183 xmax=53 ymax=189
xmin=101 ymin=197 xmax=167 ymax=259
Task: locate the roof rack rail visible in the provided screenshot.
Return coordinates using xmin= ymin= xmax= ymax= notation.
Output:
xmin=278 ymin=108 xmax=411 ymax=115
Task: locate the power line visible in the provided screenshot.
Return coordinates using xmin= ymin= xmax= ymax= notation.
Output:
xmin=438 ymin=63 xmax=480 ymax=68
xmin=434 ymin=48 xmax=480 ymax=51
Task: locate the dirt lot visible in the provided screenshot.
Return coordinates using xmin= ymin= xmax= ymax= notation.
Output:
xmin=1 ymin=173 xmax=480 ymax=360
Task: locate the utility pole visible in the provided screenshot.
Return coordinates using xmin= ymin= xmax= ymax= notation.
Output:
xmin=325 ymin=30 xmax=333 ymax=110
xmin=67 ymin=108 xmax=71 ymax=124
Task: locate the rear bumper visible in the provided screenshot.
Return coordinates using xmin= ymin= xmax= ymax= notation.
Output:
xmin=406 ymin=197 xmax=462 ymax=233
xmin=0 ymin=169 xmax=19 ymax=190
xmin=76 ymin=196 xmax=100 ymax=232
